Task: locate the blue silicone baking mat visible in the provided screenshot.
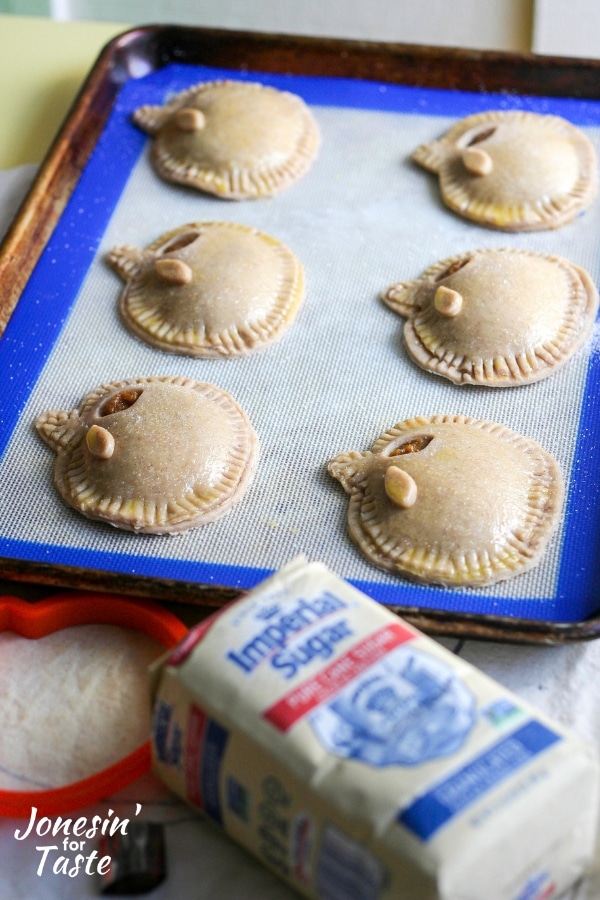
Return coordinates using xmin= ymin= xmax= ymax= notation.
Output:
xmin=1 ymin=62 xmax=600 ymax=623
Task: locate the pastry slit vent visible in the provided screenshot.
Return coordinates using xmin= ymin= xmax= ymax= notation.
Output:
xmin=466 ymin=126 xmax=496 ymax=146
xmin=434 ymin=257 xmax=471 ymax=281
xmin=389 ymin=435 xmax=433 ymax=456
xmin=159 ymin=230 xmax=201 ymax=254
xmin=99 ymin=388 xmax=143 ymax=416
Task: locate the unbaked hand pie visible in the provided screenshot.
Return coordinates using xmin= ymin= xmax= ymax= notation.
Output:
xmin=412 ymin=110 xmax=597 ymax=231
xmin=35 ymin=376 xmax=259 ymax=534
xmin=328 ymin=415 xmax=564 ymax=587
xmin=107 ymin=222 xmax=305 ymax=357
xmin=132 ymin=79 xmax=321 ymax=199
xmin=382 ymin=247 xmax=599 ymax=387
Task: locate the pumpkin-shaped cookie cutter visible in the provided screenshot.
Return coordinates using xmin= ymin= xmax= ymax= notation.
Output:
xmin=0 ymin=592 xmax=188 ymax=817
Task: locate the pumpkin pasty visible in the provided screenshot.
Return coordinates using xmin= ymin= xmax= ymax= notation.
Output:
xmin=328 ymin=415 xmax=564 ymax=587
xmin=412 ymin=110 xmax=597 ymax=231
xmin=35 ymin=376 xmax=259 ymax=534
xmin=107 ymin=222 xmax=305 ymax=357
xmin=382 ymin=247 xmax=599 ymax=387
xmin=132 ymin=79 xmax=321 ymax=199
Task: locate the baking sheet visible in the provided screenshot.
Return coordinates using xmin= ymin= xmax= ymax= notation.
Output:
xmin=2 ymin=60 xmax=600 ymax=628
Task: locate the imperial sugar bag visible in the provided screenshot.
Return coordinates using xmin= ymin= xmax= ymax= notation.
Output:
xmin=149 ymin=558 xmax=600 ymax=899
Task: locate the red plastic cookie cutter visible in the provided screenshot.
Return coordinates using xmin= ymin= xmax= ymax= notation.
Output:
xmin=0 ymin=591 xmax=188 ymax=818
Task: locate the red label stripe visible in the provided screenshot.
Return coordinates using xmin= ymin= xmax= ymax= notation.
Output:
xmin=186 ymin=704 xmax=208 ymax=809
xmin=263 ymin=621 xmax=415 ymax=732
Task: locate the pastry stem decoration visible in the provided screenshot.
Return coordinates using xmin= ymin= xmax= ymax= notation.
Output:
xmin=174 ymin=107 xmax=206 ymax=131
xmin=384 ymin=466 xmax=418 ymax=508
xmin=433 ymin=285 xmax=463 ymax=318
xmin=154 ymin=257 xmax=193 ymax=285
xmin=85 ymin=425 xmax=115 ymax=459
xmin=461 ymin=146 xmax=493 ymax=176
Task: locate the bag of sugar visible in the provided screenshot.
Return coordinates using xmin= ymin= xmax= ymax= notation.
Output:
xmin=150 ymin=558 xmax=599 ymax=899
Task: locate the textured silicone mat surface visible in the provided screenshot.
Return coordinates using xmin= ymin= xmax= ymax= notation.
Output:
xmin=1 ymin=63 xmax=600 ymax=622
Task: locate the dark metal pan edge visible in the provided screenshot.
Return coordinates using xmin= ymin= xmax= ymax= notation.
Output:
xmin=1 ymin=555 xmax=597 ymax=645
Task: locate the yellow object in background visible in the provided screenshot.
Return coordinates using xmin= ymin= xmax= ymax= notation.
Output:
xmin=0 ymin=15 xmax=126 ymax=169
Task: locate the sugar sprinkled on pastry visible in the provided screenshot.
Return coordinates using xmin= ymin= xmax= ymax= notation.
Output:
xmin=328 ymin=415 xmax=564 ymax=587
xmin=132 ymin=79 xmax=321 ymax=199
xmin=412 ymin=110 xmax=597 ymax=231
xmin=107 ymin=222 xmax=304 ymax=357
xmin=382 ymin=247 xmax=599 ymax=386
xmin=35 ymin=376 xmax=259 ymax=534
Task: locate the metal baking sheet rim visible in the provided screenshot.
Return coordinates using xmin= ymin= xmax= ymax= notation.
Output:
xmin=2 ymin=24 xmax=600 ymax=643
